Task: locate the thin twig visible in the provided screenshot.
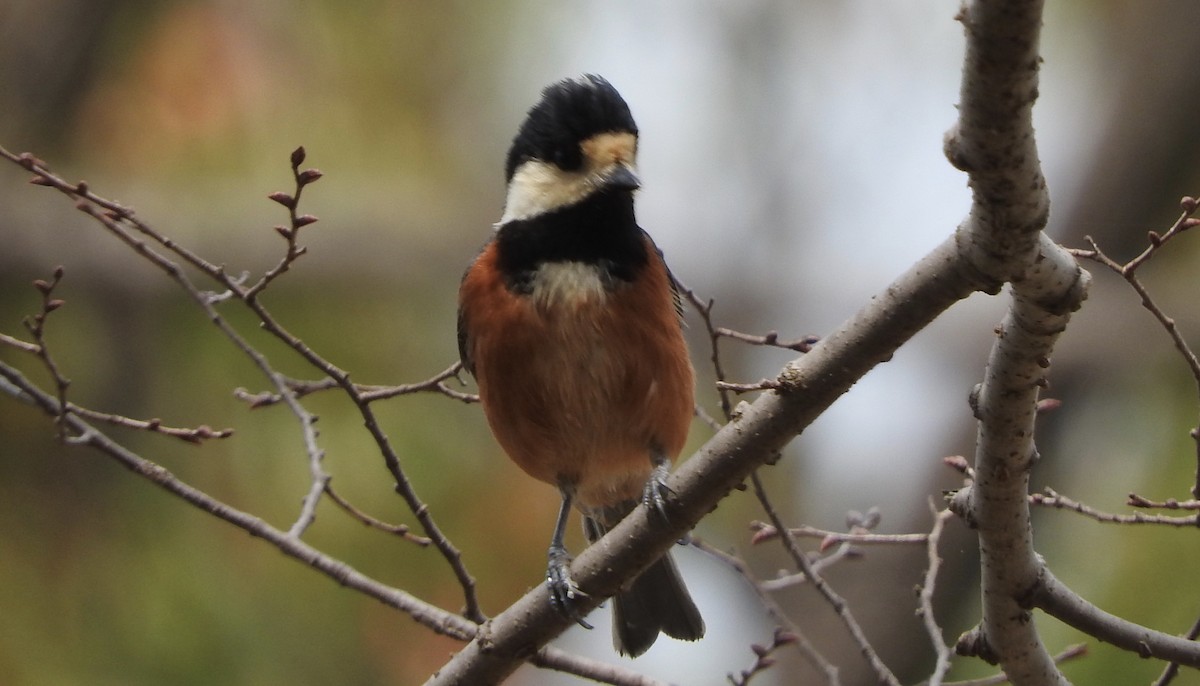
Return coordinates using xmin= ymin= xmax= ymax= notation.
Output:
xmin=717 ymin=379 xmax=781 ymax=394
xmin=1151 ymin=613 xmax=1200 ymax=686
xmin=1031 ymin=488 xmax=1199 ymax=526
xmin=324 ymin=482 xmax=432 ymax=546
xmin=693 ymin=538 xmax=841 ymax=685
xmin=751 ymin=523 xmax=931 ymax=548
xmin=0 ymin=332 xmax=40 ymax=354
xmin=359 ymin=361 xmax=479 ymax=404
xmin=678 ymin=279 xmax=842 ymax=681
xmin=4 ymin=301 xmax=230 ymax=444
xmin=0 ymin=358 xmax=474 ymax=638
xmin=1127 ymin=493 xmax=1200 ymax=511
xmin=1 ymin=144 xmax=484 ymax=623
xmin=5 ymin=145 xmax=328 ymax=531
xmin=6 ymin=147 xmax=331 ymax=536
xmin=67 ymin=405 xmax=233 ymax=443
xmin=3 ymin=346 xmax=657 ymax=685
xmin=693 ymin=402 xmax=725 ymax=432
xmin=234 ymin=362 xmax=479 ymax=408
xmin=749 ymin=472 xmax=900 ymax=686
xmin=715 ymin=328 xmax=819 ymax=353
xmin=933 ymin=644 xmax=1088 ymax=686
xmin=757 ymin=543 xmax=862 ymax=592
xmin=244 ymin=148 xmax=329 ymax=537
xmin=919 ymin=507 xmax=956 ymax=686
xmin=244 ymin=146 xmax=322 ymax=299
xmin=530 ymin=646 xmax=668 ymax=686
xmin=22 ymin=266 xmax=70 ymax=439
xmin=727 ymin=627 xmax=803 ymax=686
xmin=1072 ymin=233 xmax=1200 ymax=386
xmin=676 ymin=279 xmax=734 ymax=418
xmin=1070 ymin=196 xmax=1200 ymax=498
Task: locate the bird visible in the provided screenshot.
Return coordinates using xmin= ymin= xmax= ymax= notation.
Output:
xmin=456 ymin=74 xmax=705 ymax=657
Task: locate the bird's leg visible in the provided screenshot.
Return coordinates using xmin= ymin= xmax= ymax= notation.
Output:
xmin=643 ymin=447 xmax=674 ymax=522
xmin=643 ymin=453 xmax=693 ymax=545
xmin=547 ymin=487 xmax=593 ymax=629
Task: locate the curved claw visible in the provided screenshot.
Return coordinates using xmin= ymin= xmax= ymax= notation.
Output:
xmin=548 ymin=547 xmax=593 ymax=630
xmin=643 ymin=461 xmax=674 ymax=522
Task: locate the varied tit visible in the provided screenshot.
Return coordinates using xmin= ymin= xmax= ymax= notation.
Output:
xmin=457 ymin=74 xmax=704 ymax=656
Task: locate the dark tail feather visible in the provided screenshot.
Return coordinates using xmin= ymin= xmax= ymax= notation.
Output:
xmin=613 ymin=552 xmax=705 ymax=656
xmin=584 ymin=516 xmax=706 ymax=657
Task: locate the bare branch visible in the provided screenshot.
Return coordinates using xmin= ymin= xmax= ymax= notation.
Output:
xmin=751 ymin=523 xmax=930 ymax=548
xmin=1 ymin=144 xmax=484 ymax=623
xmin=1071 ymin=232 xmax=1200 ymax=387
xmin=748 ymin=472 xmax=900 ymax=685
xmin=4 ymin=355 xmax=671 ymax=686
xmin=0 ymin=331 xmax=41 ymax=354
xmin=1069 ymin=195 xmax=1200 ymax=498
xmin=0 ymin=358 xmax=476 ymax=642
xmin=530 ymin=647 xmax=668 ymax=686
xmin=2 ymin=146 xmax=334 ymax=536
xmin=716 ymin=379 xmax=782 ymax=394
xmin=1031 ymin=488 xmax=1199 ymax=526
xmin=693 ymin=538 xmax=841 ymax=685
xmin=324 ymin=482 xmax=432 ymax=546
xmin=942 ymin=0 xmax=1091 ymax=680
xmin=919 ymin=507 xmax=957 ymax=686
xmin=676 ymin=281 xmax=735 ymax=418
xmin=1127 ymin=493 xmax=1200 ymax=512
xmin=693 ymin=402 xmax=725 ymax=433
xmin=244 ymin=146 xmax=323 ymax=299
xmin=715 ymin=327 xmax=819 ymax=353
xmin=358 ymin=361 xmax=479 ymax=404
xmin=22 ymin=266 xmax=71 ymax=438
xmin=66 ymin=406 xmax=233 ymax=444
xmin=233 ymin=362 xmax=479 ymax=409
xmin=727 ymin=628 xmax=802 ymax=686
xmin=935 ymin=644 xmax=1087 ymax=686
xmin=1031 ymin=569 xmax=1200 ymax=668
xmin=1151 ymin=614 xmax=1200 ymax=686
xmin=756 ymin=543 xmax=862 ymax=593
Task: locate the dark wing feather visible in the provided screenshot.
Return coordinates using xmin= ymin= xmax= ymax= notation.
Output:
xmin=641 ymin=228 xmax=686 ymax=326
xmin=456 ymin=304 xmax=473 ymax=376
xmin=457 ymin=241 xmax=490 ymax=377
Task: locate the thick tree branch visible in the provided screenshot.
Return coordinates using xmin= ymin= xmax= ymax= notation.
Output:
xmin=944 ymin=0 xmax=1050 ymax=283
xmin=941 ymin=1 xmax=1092 ymax=683
xmin=952 ymin=236 xmax=1085 ymax=685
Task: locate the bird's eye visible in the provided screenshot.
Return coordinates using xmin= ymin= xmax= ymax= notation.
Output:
xmin=553 ymin=146 xmax=583 ymax=172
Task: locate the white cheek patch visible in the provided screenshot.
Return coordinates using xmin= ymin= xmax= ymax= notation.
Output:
xmin=499 ymin=132 xmax=639 ymax=225
xmin=500 ymin=160 xmax=597 ymax=224
xmin=529 ymin=261 xmax=608 ymax=310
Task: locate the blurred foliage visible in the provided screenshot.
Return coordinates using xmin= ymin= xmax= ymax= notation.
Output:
xmin=3 ymin=1 xmax=1200 ymax=685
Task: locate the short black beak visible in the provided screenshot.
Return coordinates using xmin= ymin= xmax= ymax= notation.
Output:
xmin=604 ymin=164 xmax=641 ymax=191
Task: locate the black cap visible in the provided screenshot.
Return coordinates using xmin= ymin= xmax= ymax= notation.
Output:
xmin=505 ymin=75 xmax=638 ymax=182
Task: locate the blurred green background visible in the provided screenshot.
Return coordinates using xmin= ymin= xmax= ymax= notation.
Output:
xmin=3 ymin=1 xmax=1200 ymax=684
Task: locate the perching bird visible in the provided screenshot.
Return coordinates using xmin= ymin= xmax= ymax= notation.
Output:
xmin=456 ymin=74 xmax=704 ymax=657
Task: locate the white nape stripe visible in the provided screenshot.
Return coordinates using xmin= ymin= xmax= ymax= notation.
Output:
xmin=529 ymin=261 xmax=608 ymax=310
